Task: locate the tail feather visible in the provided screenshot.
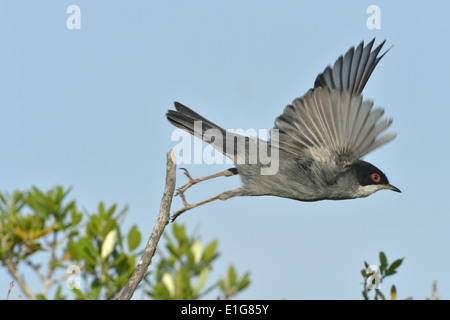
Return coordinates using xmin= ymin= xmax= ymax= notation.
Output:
xmin=166 ymin=101 xmax=226 ymax=137
xmin=166 ymin=102 xmax=248 ymax=160
xmin=172 ymin=102 xmax=222 ymax=130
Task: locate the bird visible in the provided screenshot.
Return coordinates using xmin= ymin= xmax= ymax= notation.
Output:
xmin=166 ymin=39 xmax=400 ymax=221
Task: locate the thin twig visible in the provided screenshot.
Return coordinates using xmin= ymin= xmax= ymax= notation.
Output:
xmin=24 ymin=260 xmax=51 ymax=297
xmin=118 ymin=150 xmax=176 ymax=300
xmin=4 ymin=259 xmax=36 ymax=300
xmin=5 ymin=281 xmax=14 ymax=300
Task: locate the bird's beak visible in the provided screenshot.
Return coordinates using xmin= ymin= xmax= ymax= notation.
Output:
xmin=386 ymin=184 xmax=401 ymax=193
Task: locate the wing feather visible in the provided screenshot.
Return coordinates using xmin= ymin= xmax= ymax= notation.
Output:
xmin=273 ymin=39 xmax=395 ymax=180
xmin=272 ymin=87 xmax=395 ymax=169
xmin=314 ymin=39 xmax=389 ymax=94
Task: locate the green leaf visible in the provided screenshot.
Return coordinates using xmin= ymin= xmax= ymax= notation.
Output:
xmin=173 ymin=223 xmax=185 ymax=244
xmin=202 ymin=240 xmax=218 ymax=262
xmin=386 ymin=258 xmax=403 ymax=275
xmin=237 ymin=272 xmax=251 ymax=291
xmin=379 ymin=251 xmax=388 ymax=269
xmin=105 ymin=203 xmax=117 ymax=218
xmin=218 ymin=278 xmax=226 ymax=291
xmin=166 ymin=243 xmax=180 ymax=258
xmin=54 ymin=285 xmax=66 ymax=300
xmin=127 ymin=225 xmax=141 ymax=251
xmin=71 ymin=210 xmax=83 ymax=227
xmin=98 ymin=202 xmax=105 ymax=217
xmin=178 ymin=267 xmax=192 ymax=298
xmin=89 ymin=281 xmax=102 ymax=300
xmin=390 ymin=285 xmax=397 ymax=300
xmin=87 ymin=215 xmax=100 ymax=237
xmin=67 ymin=239 xmax=81 ymax=260
xmin=79 ymin=237 xmax=99 ymax=260
xmin=193 ymin=266 xmax=210 ymax=297
xmin=102 ymin=219 xmax=117 ymax=238
xmin=362 ymin=290 xmax=369 ymax=300
xmin=187 ymin=250 xmax=195 ymax=269
xmin=228 ymin=265 xmax=237 ymax=287
xmin=110 ymin=252 xmax=128 ymax=269
xmin=376 ymin=290 xmax=386 ymax=300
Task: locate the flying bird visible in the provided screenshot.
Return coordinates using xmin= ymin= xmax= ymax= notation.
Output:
xmin=167 ymin=39 xmax=400 ymax=221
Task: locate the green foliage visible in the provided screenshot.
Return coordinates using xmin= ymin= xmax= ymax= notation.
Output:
xmin=66 ymin=201 xmax=139 ymax=300
xmin=147 ymin=223 xmax=250 ymax=299
xmin=0 ymin=186 xmax=250 ymax=300
xmin=218 ymin=265 xmax=251 ymax=299
xmin=0 ymin=186 xmax=142 ymax=300
xmin=361 ymin=251 xmax=404 ymax=300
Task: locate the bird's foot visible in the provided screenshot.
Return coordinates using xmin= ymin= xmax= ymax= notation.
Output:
xmin=171 ymin=168 xmax=238 ymax=222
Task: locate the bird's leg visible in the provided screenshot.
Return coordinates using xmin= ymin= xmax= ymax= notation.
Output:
xmin=172 ymin=193 xmax=221 ymax=222
xmin=175 ymin=167 xmax=238 ymax=196
xmin=171 ymin=188 xmax=244 ymax=222
xmin=171 ymin=167 xmax=240 ymax=222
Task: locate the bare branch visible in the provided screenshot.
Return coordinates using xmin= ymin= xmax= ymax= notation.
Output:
xmin=4 ymin=259 xmax=36 ymax=300
xmin=118 ymin=150 xmax=177 ymax=300
xmin=5 ymin=281 xmax=14 ymax=300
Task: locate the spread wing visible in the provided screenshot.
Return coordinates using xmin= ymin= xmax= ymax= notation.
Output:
xmin=270 ymin=39 xmax=395 ymax=183
xmin=314 ymin=39 xmax=389 ymax=94
xmin=272 ymin=87 xmax=396 ymax=182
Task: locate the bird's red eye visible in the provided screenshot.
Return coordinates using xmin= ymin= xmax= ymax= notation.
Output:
xmin=371 ymin=173 xmax=381 ymax=183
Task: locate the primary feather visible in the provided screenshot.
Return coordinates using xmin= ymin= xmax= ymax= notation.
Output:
xmin=314 ymin=39 xmax=389 ymax=94
xmin=273 ymin=88 xmax=395 ymax=164
xmin=272 ymin=39 xmax=395 ymax=182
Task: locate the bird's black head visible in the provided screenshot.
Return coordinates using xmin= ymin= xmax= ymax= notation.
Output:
xmin=351 ymin=160 xmax=401 ymax=196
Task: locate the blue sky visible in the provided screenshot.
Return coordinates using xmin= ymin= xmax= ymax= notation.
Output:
xmin=1 ymin=1 xmax=450 ymax=299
